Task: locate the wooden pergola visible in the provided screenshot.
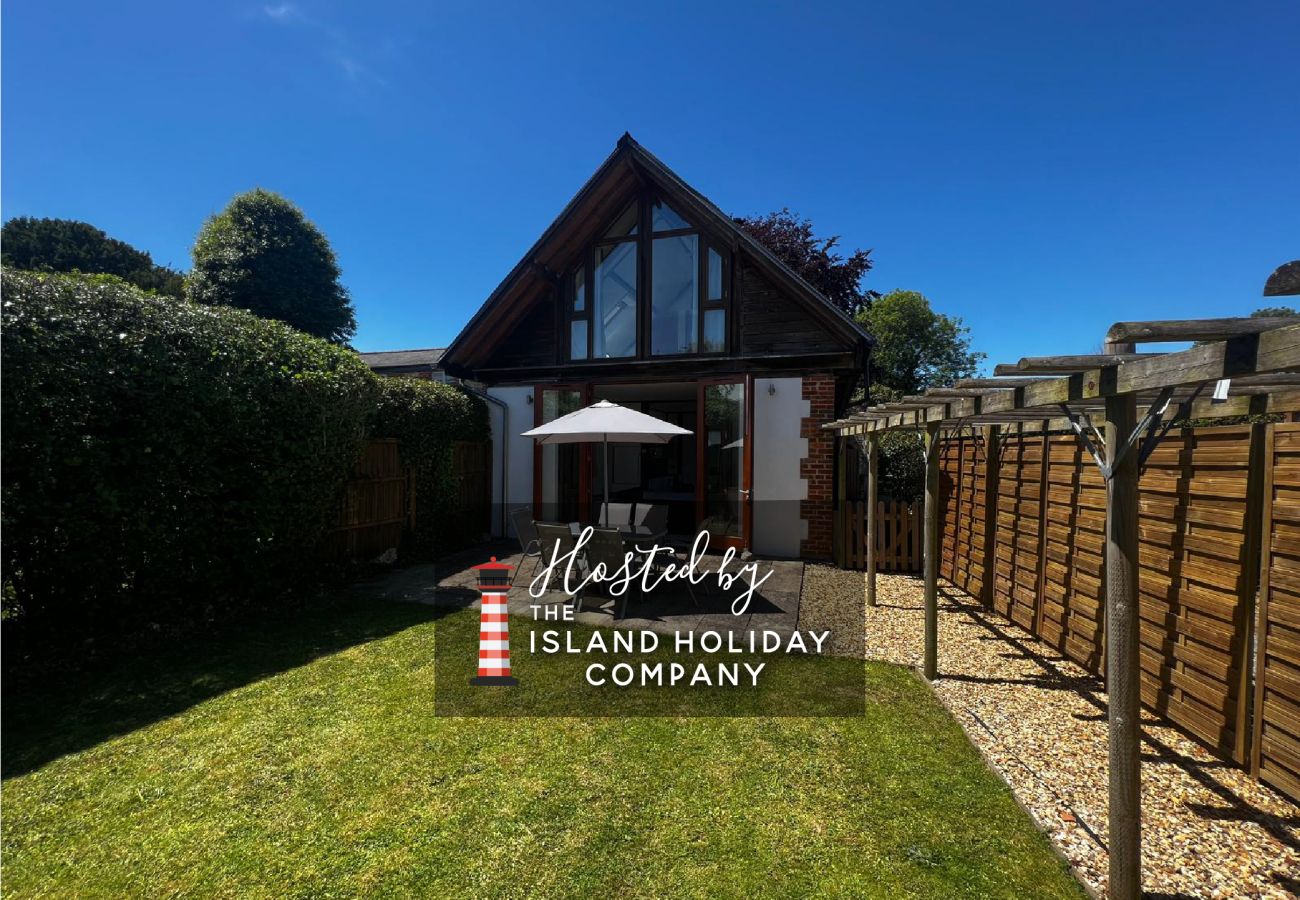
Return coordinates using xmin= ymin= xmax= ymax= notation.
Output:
xmin=825 ymin=317 xmax=1300 ymax=899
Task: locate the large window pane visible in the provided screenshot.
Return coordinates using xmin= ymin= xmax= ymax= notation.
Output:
xmin=570 ymin=319 xmax=588 ymax=360
xmin=651 ymin=234 xmax=698 ymax=356
xmin=594 ymin=242 xmax=637 ymax=358
xmin=651 ymin=199 xmax=690 ymax=232
xmin=707 ymin=248 xmax=723 ymax=301
xmin=703 ymin=308 xmax=725 ymax=352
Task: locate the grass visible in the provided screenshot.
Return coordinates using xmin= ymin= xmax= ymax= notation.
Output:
xmin=2 ymin=596 xmax=1085 ymax=899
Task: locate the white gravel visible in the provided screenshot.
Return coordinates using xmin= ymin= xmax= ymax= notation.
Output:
xmin=798 ymin=565 xmax=1300 ymax=900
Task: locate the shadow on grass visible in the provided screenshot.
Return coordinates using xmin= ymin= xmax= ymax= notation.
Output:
xmin=2 ymin=592 xmax=461 ymax=779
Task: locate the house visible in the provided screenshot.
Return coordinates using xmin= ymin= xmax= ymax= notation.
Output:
xmin=439 ymin=135 xmax=872 ymax=559
xmin=358 ymin=347 xmax=451 ymax=381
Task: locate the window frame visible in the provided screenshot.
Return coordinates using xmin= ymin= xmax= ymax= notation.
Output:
xmin=563 ymin=189 xmax=731 ymax=363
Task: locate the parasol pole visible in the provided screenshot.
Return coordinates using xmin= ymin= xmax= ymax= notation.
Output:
xmin=603 ymin=432 xmax=610 ymax=526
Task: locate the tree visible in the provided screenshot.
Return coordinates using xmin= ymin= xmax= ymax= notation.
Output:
xmin=857 ymin=289 xmax=984 ymax=398
xmin=853 ymin=290 xmax=984 ymax=502
xmin=733 ymin=208 xmax=875 ymax=315
xmin=187 ymin=189 xmax=356 ymax=344
xmin=1 ymin=217 xmax=184 ymax=298
xmin=1252 ymin=304 xmax=1297 ymax=318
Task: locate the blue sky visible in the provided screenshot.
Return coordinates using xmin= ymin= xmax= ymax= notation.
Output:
xmin=4 ymin=1 xmax=1298 ymax=369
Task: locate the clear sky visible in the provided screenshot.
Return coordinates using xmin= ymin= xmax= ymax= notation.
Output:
xmin=4 ymin=1 xmax=1297 ymax=369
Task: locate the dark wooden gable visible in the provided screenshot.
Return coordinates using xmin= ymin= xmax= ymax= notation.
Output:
xmin=737 ymin=259 xmax=855 ymax=357
xmin=441 ymin=134 xmax=870 ymax=381
xmin=477 ymin=289 xmax=557 ymax=371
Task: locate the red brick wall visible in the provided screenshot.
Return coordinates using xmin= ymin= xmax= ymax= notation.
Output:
xmin=800 ymin=374 xmax=837 ymax=558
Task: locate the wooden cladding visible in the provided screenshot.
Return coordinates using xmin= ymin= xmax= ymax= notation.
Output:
xmin=1255 ymin=423 xmax=1300 ymax=802
xmin=927 ymin=423 xmax=1300 ymax=801
xmin=838 ymin=499 xmax=922 ymax=572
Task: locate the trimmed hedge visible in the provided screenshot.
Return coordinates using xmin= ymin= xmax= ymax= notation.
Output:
xmin=1 ymin=270 xmax=378 ymax=665
xmin=372 ymin=377 xmax=491 ymax=557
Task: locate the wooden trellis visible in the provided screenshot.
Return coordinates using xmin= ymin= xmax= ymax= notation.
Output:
xmin=827 ymin=316 xmax=1300 ymax=900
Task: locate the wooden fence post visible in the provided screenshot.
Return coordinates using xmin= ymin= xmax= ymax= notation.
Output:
xmin=1235 ymin=422 xmax=1268 ymax=765
xmin=834 ymin=435 xmax=846 ymax=567
xmin=1104 ymin=393 xmax=1141 ymax=900
xmin=924 ymin=421 xmax=941 ymax=680
xmin=867 ymin=434 xmax=878 ymax=606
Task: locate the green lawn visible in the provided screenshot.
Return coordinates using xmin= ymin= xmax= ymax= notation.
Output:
xmin=2 ymin=597 xmax=1083 ymax=899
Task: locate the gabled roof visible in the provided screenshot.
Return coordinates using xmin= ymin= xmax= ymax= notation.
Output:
xmin=359 ymin=347 xmax=445 ymax=370
xmin=440 ymin=134 xmax=871 ymax=376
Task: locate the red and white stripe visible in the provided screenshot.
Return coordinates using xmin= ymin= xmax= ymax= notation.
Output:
xmin=477 ymin=590 xmax=512 ymax=677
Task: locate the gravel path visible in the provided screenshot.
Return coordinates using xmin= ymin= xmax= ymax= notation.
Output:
xmin=799 ymin=564 xmax=1300 ymax=899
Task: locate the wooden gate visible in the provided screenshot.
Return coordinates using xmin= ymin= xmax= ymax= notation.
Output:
xmin=452 ymin=440 xmax=491 ymax=539
xmin=328 ymin=439 xmax=413 ymax=560
xmin=838 ymin=499 xmax=921 ymax=572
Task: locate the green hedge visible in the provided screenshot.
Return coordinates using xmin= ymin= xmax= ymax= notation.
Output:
xmin=372 ymin=377 xmax=490 ymax=557
xmin=1 ymin=270 xmax=379 ymax=665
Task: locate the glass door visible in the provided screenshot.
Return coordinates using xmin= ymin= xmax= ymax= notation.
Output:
xmin=534 ymin=386 xmax=588 ymax=523
xmin=697 ymin=378 xmax=752 ymax=550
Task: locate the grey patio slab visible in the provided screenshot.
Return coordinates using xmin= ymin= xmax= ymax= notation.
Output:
xmin=370 ymin=542 xmax=805 ymax=639
xmin=695 ymin=613 xmax=753 ymax=636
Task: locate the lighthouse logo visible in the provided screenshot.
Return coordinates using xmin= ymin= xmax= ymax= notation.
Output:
xmin=469 ymin=556 xmax=518 ymax=686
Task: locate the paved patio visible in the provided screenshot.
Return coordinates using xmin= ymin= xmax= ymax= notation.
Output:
xmin=354 ymin=540 xmax=804 ymax=638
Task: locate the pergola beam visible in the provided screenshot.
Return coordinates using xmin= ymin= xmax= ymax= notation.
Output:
xmin=830 ymin=324 xmax=1300 ymax=435
xmin=1011 ymin=353 xmax=1160 ymax=374
xmin=1106 ymin=316 xmax=1300 ymax=344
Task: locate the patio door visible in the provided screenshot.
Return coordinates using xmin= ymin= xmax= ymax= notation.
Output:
xmin=696 ymin=377 xmax=753 ymax=550
xmin=534 ymin=384 xmax=591 ymax=523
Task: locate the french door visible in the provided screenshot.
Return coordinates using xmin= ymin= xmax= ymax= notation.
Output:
xmin=533 ymin=384 xmax=592 ymax=523
xmin=696 ymin=376 xmax=753 ymax=550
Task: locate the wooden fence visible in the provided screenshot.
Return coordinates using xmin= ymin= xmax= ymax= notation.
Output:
xmin=328 ymin=438 xmax=413 ymax=561
xmin=924 ymin=421 xmax=1300 ymax=801
xmin=1255 ymin=423 xmax=1300 ymax=801
xmin=838 ymin=499 xmax=922 ymax=572
xmin=451 ymin=440 xmax=492 ymax=539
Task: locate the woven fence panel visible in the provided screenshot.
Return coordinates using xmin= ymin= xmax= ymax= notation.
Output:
xmin=1040 ymin=435 xmax=1107 ymax=672
xmin=992 ymin=432 xmax=1046 ymax=631
xmin=1255 ymin=423 xmax=1300 ymax=801
xmin=1137 ymin=425 xmax=1256 ymax=761
xmin=939 ymin=434 xmax=988 ymax=600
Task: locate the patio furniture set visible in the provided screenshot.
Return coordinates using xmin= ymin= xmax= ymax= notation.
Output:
xmin=509 ymin=503 xmax=698 ymax=617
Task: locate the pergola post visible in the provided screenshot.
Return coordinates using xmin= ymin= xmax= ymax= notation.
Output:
xmin=1104 ymin=393 xmax=1141 ymax=900
xmin=866 ymin=434 xmax=879 ymax=607
xmin=923 ymin=421 xmax=940 ymax=680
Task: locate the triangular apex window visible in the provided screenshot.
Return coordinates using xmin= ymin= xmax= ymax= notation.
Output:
xmin=651 ymin=199 xmax=690 ymax=232
xmin=604 ymin=202 xmax=639 ymax=239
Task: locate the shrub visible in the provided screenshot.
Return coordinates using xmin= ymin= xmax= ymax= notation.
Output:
xmin=371 ymin=378 xmax=490 ymax=557
xmin=1 ymin=270 xmax=378 ymax=668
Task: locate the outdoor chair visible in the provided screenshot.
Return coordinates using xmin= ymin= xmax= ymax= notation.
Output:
xmin=582 ymin=526 xmax=638 ymax=618
xmin=599 ymin=502 xmax=634 ymax=528
xmin=509 ymin=506 xmax=542 ymax=583
xmin=535 ymin=522 xmax=585 ymax=608
xmin=634 ymin=503 xmax=668 ymax=535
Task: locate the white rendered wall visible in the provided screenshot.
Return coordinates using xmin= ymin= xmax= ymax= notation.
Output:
xmin=751 ymin=377 xmax=807 ymax=557
xmin=487 ymin=386 xmax=535 ymax=538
